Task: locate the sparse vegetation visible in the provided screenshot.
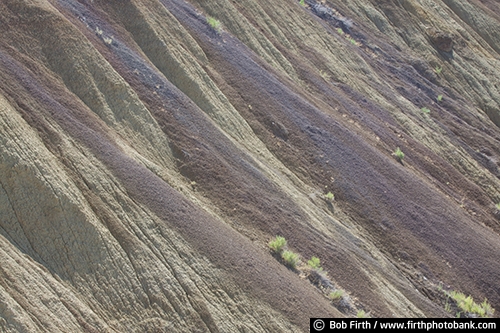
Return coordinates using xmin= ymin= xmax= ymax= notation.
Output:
xmin=421 ymin=107 xmax=430 ymax=114
xmin=268 ymin=235 xmax=367 ymax=316
xmin=356 ymin=310 xmax=369 ymax=318
xmin=307 ymin=256 xmax=322 ymax=271
xmin=445 ymin=299 xmax=452 ymax=313
xmin=435 ymin=65 xmax=443 ymax=75
xmin=437 ymin=95 xmax=443 ymax=102
xmin=281 ymin=250 xmax=299 ymax=268
xmin=319 ymin=70 xmax=330 ymax=80
xmin=393 ymin=147 xmax=405 ymax=161
xmin=329 ymin=289 xmax=344 ymax=300
xmin=447 ymin=290 xmax=495 ymax=318
xmin=95 ymin=27 xmax=112 ymax=45
xmin=480 ymin=299 xmax=495 ymax=317
xmin=335 ymin=25 xmax=357 ymax=45
xmin=269 ymin=236 xmax=287 ymax=254
xmin=207 ymin=16 xmax=221 ymax=33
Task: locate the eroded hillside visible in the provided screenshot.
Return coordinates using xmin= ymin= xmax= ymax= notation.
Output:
xmin=1 ymin=0 xmax=500 ymax=331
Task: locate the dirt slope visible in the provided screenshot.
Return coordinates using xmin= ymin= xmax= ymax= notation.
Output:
xmin=1 ymin=0 xmax=499 ymax=331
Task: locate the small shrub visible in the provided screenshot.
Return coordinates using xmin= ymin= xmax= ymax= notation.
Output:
xmin=207 ymin=16 xmax=221 ymax=33
xmin=329 ymin=289 xmax=344 ymax=300
xmin=282 ymin=250 xmax=299 ymax=268
xmin=324 ymin=191 xmax=335 ymax=202
xmin=437 ymin=95 xmax=443 ymax=102
xmin=307 ymin=256 xmax=322 ymax=270
xmin=421 ymin=107 xmax=430 ymax=114
xmin=269 ymin=236 xmax=287 ymax=254
xmin=393 ymin=147 xmax=405 ymax=161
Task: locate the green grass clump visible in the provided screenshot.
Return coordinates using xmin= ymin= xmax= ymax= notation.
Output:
xmin=307 ymin=256 xmax=322 ymax=270
xmin=324 ymin=191 xmax=334 ymax=202
xmin=269 ymin=236 xmax=287 ymax=254
xmin=207 ymin=16 xmax=221 ymax=33
xmin=480 ymin=299 xmax=495 ymax=317
xmin=495 ymin=203 xmax=500 ymax=211
xmin=299 ymin=0 xmax=306 ymax=6
xmin=448 ymin=291 xmax=494 ymax=317
xmin=337 ymin=28 xmax=344 ymax=35
xmin=437 ymin=95 xmax=443 ymax=102
xmin=435 ymin=65 xmax=442 ymax=75
xmin=421 ymin=107 xmax=430 ymax=114
xmin=329 ymin=290 xmax=344 ymax=301
xmin=282 ymin=250 xmax=299 ymax=268
xmin=392 ymin=147 xmax=405 ymax=161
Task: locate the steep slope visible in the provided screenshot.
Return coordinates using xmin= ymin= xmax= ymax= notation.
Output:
xmin=0 ymin=0 xmax=499 ymax=331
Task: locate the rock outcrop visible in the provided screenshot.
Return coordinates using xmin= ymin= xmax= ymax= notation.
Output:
xmin=428 ymin=29 xmax=454 ymax=52
xmin=1 ymin=0 xmax=500 ymax=331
